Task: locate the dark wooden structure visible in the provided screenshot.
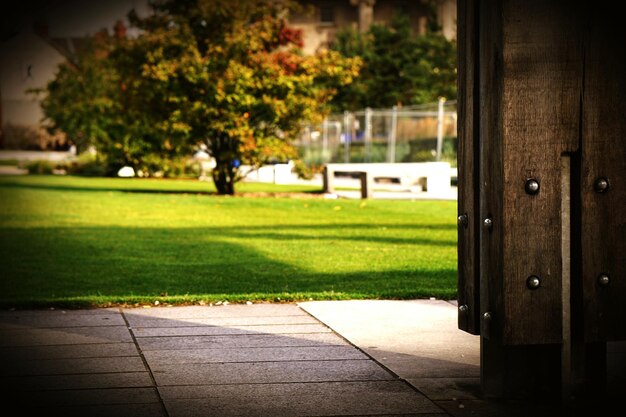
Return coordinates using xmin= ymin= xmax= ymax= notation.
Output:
xmin=457 ymin=0 xmax=625 ymax=403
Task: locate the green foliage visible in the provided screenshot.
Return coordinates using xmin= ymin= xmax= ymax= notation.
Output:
xmin=330 ymin=14 xmax=457 ymax=111
xmin=136 ymin=154 xmax=202 ymax=178
xmin=25 ymin=160 xmax=56 ymax=175
xmin=124 ymin=0 xmax=359 ymax=194
xmin=33 ymin=30 xmax=164 ymax=174
xmin=65 ymin=151 xmax=109 ymax=177
xmin=35 ymin=0 xmax=360 ymax=195
xmin=292 ymin=159 xmax=322 ymax=180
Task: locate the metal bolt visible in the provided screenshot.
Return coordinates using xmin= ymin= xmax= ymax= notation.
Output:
xmin=598 ymin=274 xmax=610 ymax=287
xmin=594 ymin=177 xmax=609 ymax=193
xmin=458 ymin=214 xmax=468 ymax=228
xmin=459 ymin=304 xmax=469 ymax=314
xmin=483 ymin=311 xmax=492 ymax=322
xmin=525 ymin=179 xmax=540 ymax=195
xmin=526 ymin=275 xmax=541 ymax=290
xmin=483 ymin=217 xmax=493 ymax=230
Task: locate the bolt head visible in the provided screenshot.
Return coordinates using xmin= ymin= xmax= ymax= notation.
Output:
xmin=459 ymin=304 xmax=469 ymax=314
xmin=458 ymin=214 xmax=468 ymax=228
xmin=526 ymin=275 xmax=541 ymax=290
xmin=525 ymin=179 xmax=540 ymax=195
xmin=598 ymin=274 xmax=610 ymax=287
xmin=483 ymin=311 xmax=492 ymax=321
xmin=483 ymin=218 xmax=493 ymax=230
xmin=594 ymin=177 xmax=609 ymax=193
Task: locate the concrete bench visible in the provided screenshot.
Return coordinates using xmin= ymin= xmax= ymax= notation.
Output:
xmin=323 ymin=162 xmax=452 ymax=198
xmin=241 ymin=162 xmax=295 ymax=184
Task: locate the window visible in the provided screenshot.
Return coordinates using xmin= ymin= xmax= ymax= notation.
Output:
xmin=320 ymin=5 xmax=334 ymax=24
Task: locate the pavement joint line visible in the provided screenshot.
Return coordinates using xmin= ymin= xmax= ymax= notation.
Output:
xmin=119 ymin=308 xmax=170 ymax=417
xmin=131 ymin=323 xmax=324 ymax=328
xmin=155 ymin=378 xmax=399 ymax=387
xmin=0 ymin=342 xmax=130 ymax=348
xmin=150 ymin=359 xmax=372 ymax=365
xmin=12 ymin=384 xmax=158 ymax=393
xmin=3 ymin=370 xmax=150 ymax=378
xmin=157 ymin=379 xmax=411 ymax=387
xmin=297 ymin=304 xmax=454 ymax=417
xmin=0 ymin=353 xmax=140 ymax=359
xmin=136 ymin=344 xmax=349 ymax=351
xmin=152 ymin=358 xmax=373 ymax=366
xmin=28 ymin=400 xmax=163 ymax=409
xmin=135 ymin=331 xmax=333 ymax=336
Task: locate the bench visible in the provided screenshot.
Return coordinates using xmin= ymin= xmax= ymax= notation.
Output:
xmin=323 ymin=162 xmax=452 ymax=199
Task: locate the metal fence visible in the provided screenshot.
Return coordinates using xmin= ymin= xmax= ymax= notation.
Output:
xmin=295 ymin=98 xmax=457 ymax=166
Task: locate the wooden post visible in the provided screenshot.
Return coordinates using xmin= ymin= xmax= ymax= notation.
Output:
xmin=457 ymin=0 xmax=626 ymax=404
xmin=358 ymin=171 xmax=373 ymax=199
xmin=322 ymin=166 xmax=334 ymax=194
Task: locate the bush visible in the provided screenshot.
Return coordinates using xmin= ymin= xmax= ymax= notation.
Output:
xmin=65 ymin=152 xmax=108 ymax=177
xmin=293 ymin=160 xmax=323 ymax=180
xmin=136 ymin=155 xmax=201 ymax=179
xmin=25 ymin=160 xmax=56 ymax=175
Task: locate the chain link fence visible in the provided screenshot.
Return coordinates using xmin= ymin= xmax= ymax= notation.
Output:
xmin=296 ymin=98 xmax=457 ymax=167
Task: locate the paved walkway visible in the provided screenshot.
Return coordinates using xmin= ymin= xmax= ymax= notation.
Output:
xmin=0 ymin=300 xmax=623 ymax=416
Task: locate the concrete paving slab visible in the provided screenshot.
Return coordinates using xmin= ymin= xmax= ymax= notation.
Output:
xmin=132 ymin=323 xmax=331 ymax=337
xmin=298 ymin=300 xmax=480 ymax=382
xmin=136 ymin=332 xmax=347 ymax=350
xmin=0 ymin=308 xmax=119 ymax=317
xmin=364 ymin=351 xmax=479 ymax=378
xmin=24 ymin=403 xmax=167 ymax=417
xmin=0 ymin=326 xmax=133 ymax=346
xmin=143 ymin=345 xmax=367 ymax=365
xmin=0 ymin=356 xmax=145 ymax=376
xmin=123 ymin=304 xmax=308 ymax=318
xmin=125 ymin=314 xmax=320 ymax=328
xmin=152 ymin=359 xmax=392 ymax=385
xmin=18 ymin=387 xmax=160 ymax=406
xmin=1 ymin=371 xmax=153 ymax=390
xmin=407 ymin=377 xmax=481 ymax=400
xmin=0 ymin=313 xmax=125 ymax=329
xmin=0 ymin=342 xmax=138 ymax=360
xmin=160 ymin=380 xmax=443 ymax=417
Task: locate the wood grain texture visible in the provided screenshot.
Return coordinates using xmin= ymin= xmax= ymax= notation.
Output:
xmin=457 ymin=0 xmax=481 ymax=334
xmin=500 ymin=0 xmax=582 ymax=345
xmin=581 ymin=11 xmax=626 ymax=342
xmin=478 ymin=0 xmax=504 ymax=342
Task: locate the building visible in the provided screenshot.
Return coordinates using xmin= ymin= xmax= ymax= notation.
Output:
xmin=0 ymin=0 xmax=149 ymax=149
xmin=291 ymin=0 xmax=456 ymax=54
xmin=0 ymin=0 xmax=456 ymax=150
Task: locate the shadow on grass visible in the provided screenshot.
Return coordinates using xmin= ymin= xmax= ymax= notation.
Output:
xmin=0 ymin=177 xmax=323 ymax=197
xmin=0 ymin=225 xmax=457 ymax=308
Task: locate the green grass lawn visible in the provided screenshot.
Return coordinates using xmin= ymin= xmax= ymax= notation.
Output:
xmin=0 ymin=175 xmax=458 ymax=308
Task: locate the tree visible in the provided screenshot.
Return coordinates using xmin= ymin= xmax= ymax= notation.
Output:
xmin=121 ymin=0 xmax=360 ymax=194
xmin=36 ymin=31 xmax=123 ymax=158
xmin=330 ymin=14 xmax=456 ymax=111
xmin=36 ymin=0 xmax=360 ymax=193
xmin=35 ymin=24 xmax=189 ymax=175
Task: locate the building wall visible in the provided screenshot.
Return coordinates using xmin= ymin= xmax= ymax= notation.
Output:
xmin=0 ymin=0 xmax=150 ymax=149
xmin=0 ymin=29 xmax=68 ymax=148
xmin=290 ymin=0 xmax=457 ymax=54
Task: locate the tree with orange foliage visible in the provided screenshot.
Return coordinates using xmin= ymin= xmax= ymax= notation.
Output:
xmin=122 ymin=0 xmax=360 ymax=194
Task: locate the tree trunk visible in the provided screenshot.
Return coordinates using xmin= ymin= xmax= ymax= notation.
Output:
xmin=212 ymin=159 xmax=236 ymax=195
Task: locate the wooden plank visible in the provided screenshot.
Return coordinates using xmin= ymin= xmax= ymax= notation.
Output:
xmin=456 ymin=0 xmax=480 ymax=334
xmin=581 ymin=11 xmax=626 ymax=342
xmin=499 ymin=0 xmax=582 ymax=345
xmin=478 ymin=0 xmax=504 ymax=343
